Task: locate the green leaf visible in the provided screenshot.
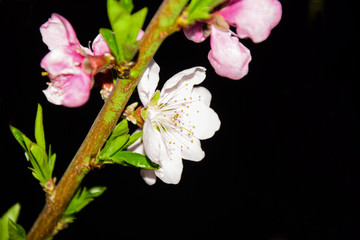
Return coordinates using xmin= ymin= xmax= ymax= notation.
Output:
xmin=34 ymin=104 xmax=46 ymax=150
xmin=123 ymin=7 xmax=148 ymax=60
xmin=0 ymin=204 xmax=21 ymax=240
xmin=9 ymin=126 xmax=26 ymax=151
xmin=99 ymin=28 xmax=120 ymax=62
xmin=107 ymin=0 xmax=147 ymax=62
xmin=109 ymin=119 xmax=129 ymax=142
xmin=187 ymin=0 xmax=225 ymax=22
xmin=108 ymin=0 xmax=133 ymax=24
xmin=110 ymin=151 xmax=159 ymax=170
xmin=7 ymin=220 xmax=26 ymax=240
xmin=101 ymin=134 xmax=130 ymax=158
xmin=63 ymin=186 xmax=106 ymax=222
xmin=100 ymin=120 xmax=130 ymax=157
xmin=121 ymin=130 xmax=142 ymax=150
xmin=29 ymin=143 xmax=50 ymax=181
xmin=10 ymin=105 xmax=55 ymax=190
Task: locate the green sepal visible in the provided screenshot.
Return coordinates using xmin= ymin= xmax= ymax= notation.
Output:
xmin=0 ymin=203 xmax=21 ymax=240
xmin=187 ymin=0 xmax=225 ymax=23
xmin=150 ymin=90 xmax=160 ymax=107
xmin=107 ymin=151 xmax=159 ymax=170
xmin=62 ymin=186 xmax=106 ymax=223
xmin=7 ymin=220 xmax=26 ymax=240
xmin=34 ymin=104 xmax=46 ymax=150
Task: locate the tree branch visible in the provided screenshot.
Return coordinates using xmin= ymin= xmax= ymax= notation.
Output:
xmin=27 ymin=0 xmax=188 ymax=239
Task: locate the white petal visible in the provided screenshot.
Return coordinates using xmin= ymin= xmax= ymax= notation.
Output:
xmin=178 ymin=134 xmax=205 ymax=162
xmin=155 ymin=150 xmax=183 ymax=184
xmin=137 ymin=59 xmax=160 ymax=106
xmin=126 ymin=130 xmax=145 ymax=155
xmin=160 ymin=66 xmax=206 ymax=104
xmin=140 ymin=169 xmax=157 ymax=185
xmin=142 ymin=114 xmax=162 ymax=164
xmin=192 ymin=86 xmax=212 ymax=107
xmin=42 ymin=84 xmax=63 ymax=105
xmin=186 ymin=101 xmax=221 ymax=140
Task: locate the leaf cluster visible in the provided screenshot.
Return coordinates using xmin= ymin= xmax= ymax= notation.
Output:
xmin=100 ymin=0 xmax=148 ymax=65
xmin=99 ymin=119 xmax=159 ymax=170
xmin=10 ymin=104 xmax=56 ymax=193
xmin=0 ymin=203 xmax=26 ymax=240
xmin=61 ymin=186 xmax=106 ymax=224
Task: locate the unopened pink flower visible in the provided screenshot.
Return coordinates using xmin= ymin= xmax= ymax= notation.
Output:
xmin=40 ymin=13 xmax=110 ymax=107
xmin=208 ymin=26 xmax=251 ymax=80
xmin=183 ymin=0 xmax=282 ymax=80
xmin=219 ymin=0 xmax=282 ymax=43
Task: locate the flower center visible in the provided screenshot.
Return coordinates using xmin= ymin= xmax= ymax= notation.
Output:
xmin=148 ymin=97 xmax=201 ymax=151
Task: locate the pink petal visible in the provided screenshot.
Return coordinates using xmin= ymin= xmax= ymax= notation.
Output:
xmin=183 ymin=22 xmax=208 ymax=43
xmin=40 ymin=45 xmax=85 ymax=76
xmin=136 ymin=30 xmax=145 ymax=41
xmin=61 ymin=72 xmax=92 ymax=107
xmin=92 ymin=34 xmax=110 ymax=56
xmin=208 ymin=26 xmax=251 ymax=80
xmin=40 ymin=13 xmax=80 ymax=50
xmin=219 ymin=0 xmax=282 ymax=43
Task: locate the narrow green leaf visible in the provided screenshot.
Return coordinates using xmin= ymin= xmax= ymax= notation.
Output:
xmin=110 ymin=151 xmax=159 ymax=170
xmin=34 ymin=104 xmax=46 ymax=150
xmin=107 ymin=0 xmax=133 ymax=24
xmin=8 ymin=220 xmax=26 ymax=240
xmin=0 ymin=203 xmax=21 ymax=240
xmin=121 ymin=130 xmax=143 ymax=150
xmin=123 ymin=7 xmax=148 ymax=60
xmin=109 ymin=119 xmax=129 ymax=142
xmin=101 ymin=134 xmax=130 ymax=158
xmin=29 ymin=143 xmax=49 ymax=182
xmin=99 ymin=28 xmax=120 ymax=61
xmin=9 ymin=126 xmax=26 ymax=151
xmin=100 ymin=120 xmax=130 ymax=157
xmin=64 ymin=186 xmax=106 ymax=217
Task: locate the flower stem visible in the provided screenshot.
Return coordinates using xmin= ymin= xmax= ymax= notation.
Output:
xmin=27 ymin=1 xmax=188 ymax=239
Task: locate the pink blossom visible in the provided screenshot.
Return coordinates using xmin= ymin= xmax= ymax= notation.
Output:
xmin=219 ymin=0 xmax=282 ymax=43
xmin=183 ymin=0 xmax=282 ymax=80
xmin=40 ymin=13 xmax=110 ymax=107
xmin=208 ymin=26 xmax=251 ymax=80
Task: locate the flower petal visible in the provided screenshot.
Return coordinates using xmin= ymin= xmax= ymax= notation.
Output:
xmin=140 ymin=169 xmax=157 ymax=185
xmin=155 ymin=150 xmax=183 ymax=184
xmin=142 ymin=114 xmax=162 ymax=164
xmin=192 ymin=86 xmax=212 ymax=107
xmin=137 ymin=60 xmax=160 ymax=106
xmin=92 ymin=34 xmax=111 ymax=56
xmin=183 ymin=22 xmax=208 ymax=43
xmin=186 ymin=100 xmax=221 ymax=140
xmin=160 ymin=66 xmax=206 ymax=104
xmin=41 ymin=45 xmax=85 ymax=76
xmin=42 ymin=83 xmax=64 ymax=106
xmin=61 ymin=72 xmax=92 ymax=107
xmin=219 ymin=0 xmax=282 ymax=43
xmin=40 ymin=13 xmax=80 ymax=50
xmin=208 ymin=26 xmax=251 ymax=80
xmin=178 ymin=134 xmax=205 ymax=162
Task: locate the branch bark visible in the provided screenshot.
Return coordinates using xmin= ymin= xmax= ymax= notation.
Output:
xmin=27 ymin=1 xmax=188 ymax=239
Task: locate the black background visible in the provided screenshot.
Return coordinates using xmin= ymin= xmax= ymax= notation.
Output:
xmin=1 ymin=0 xmax=360 ymax=239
